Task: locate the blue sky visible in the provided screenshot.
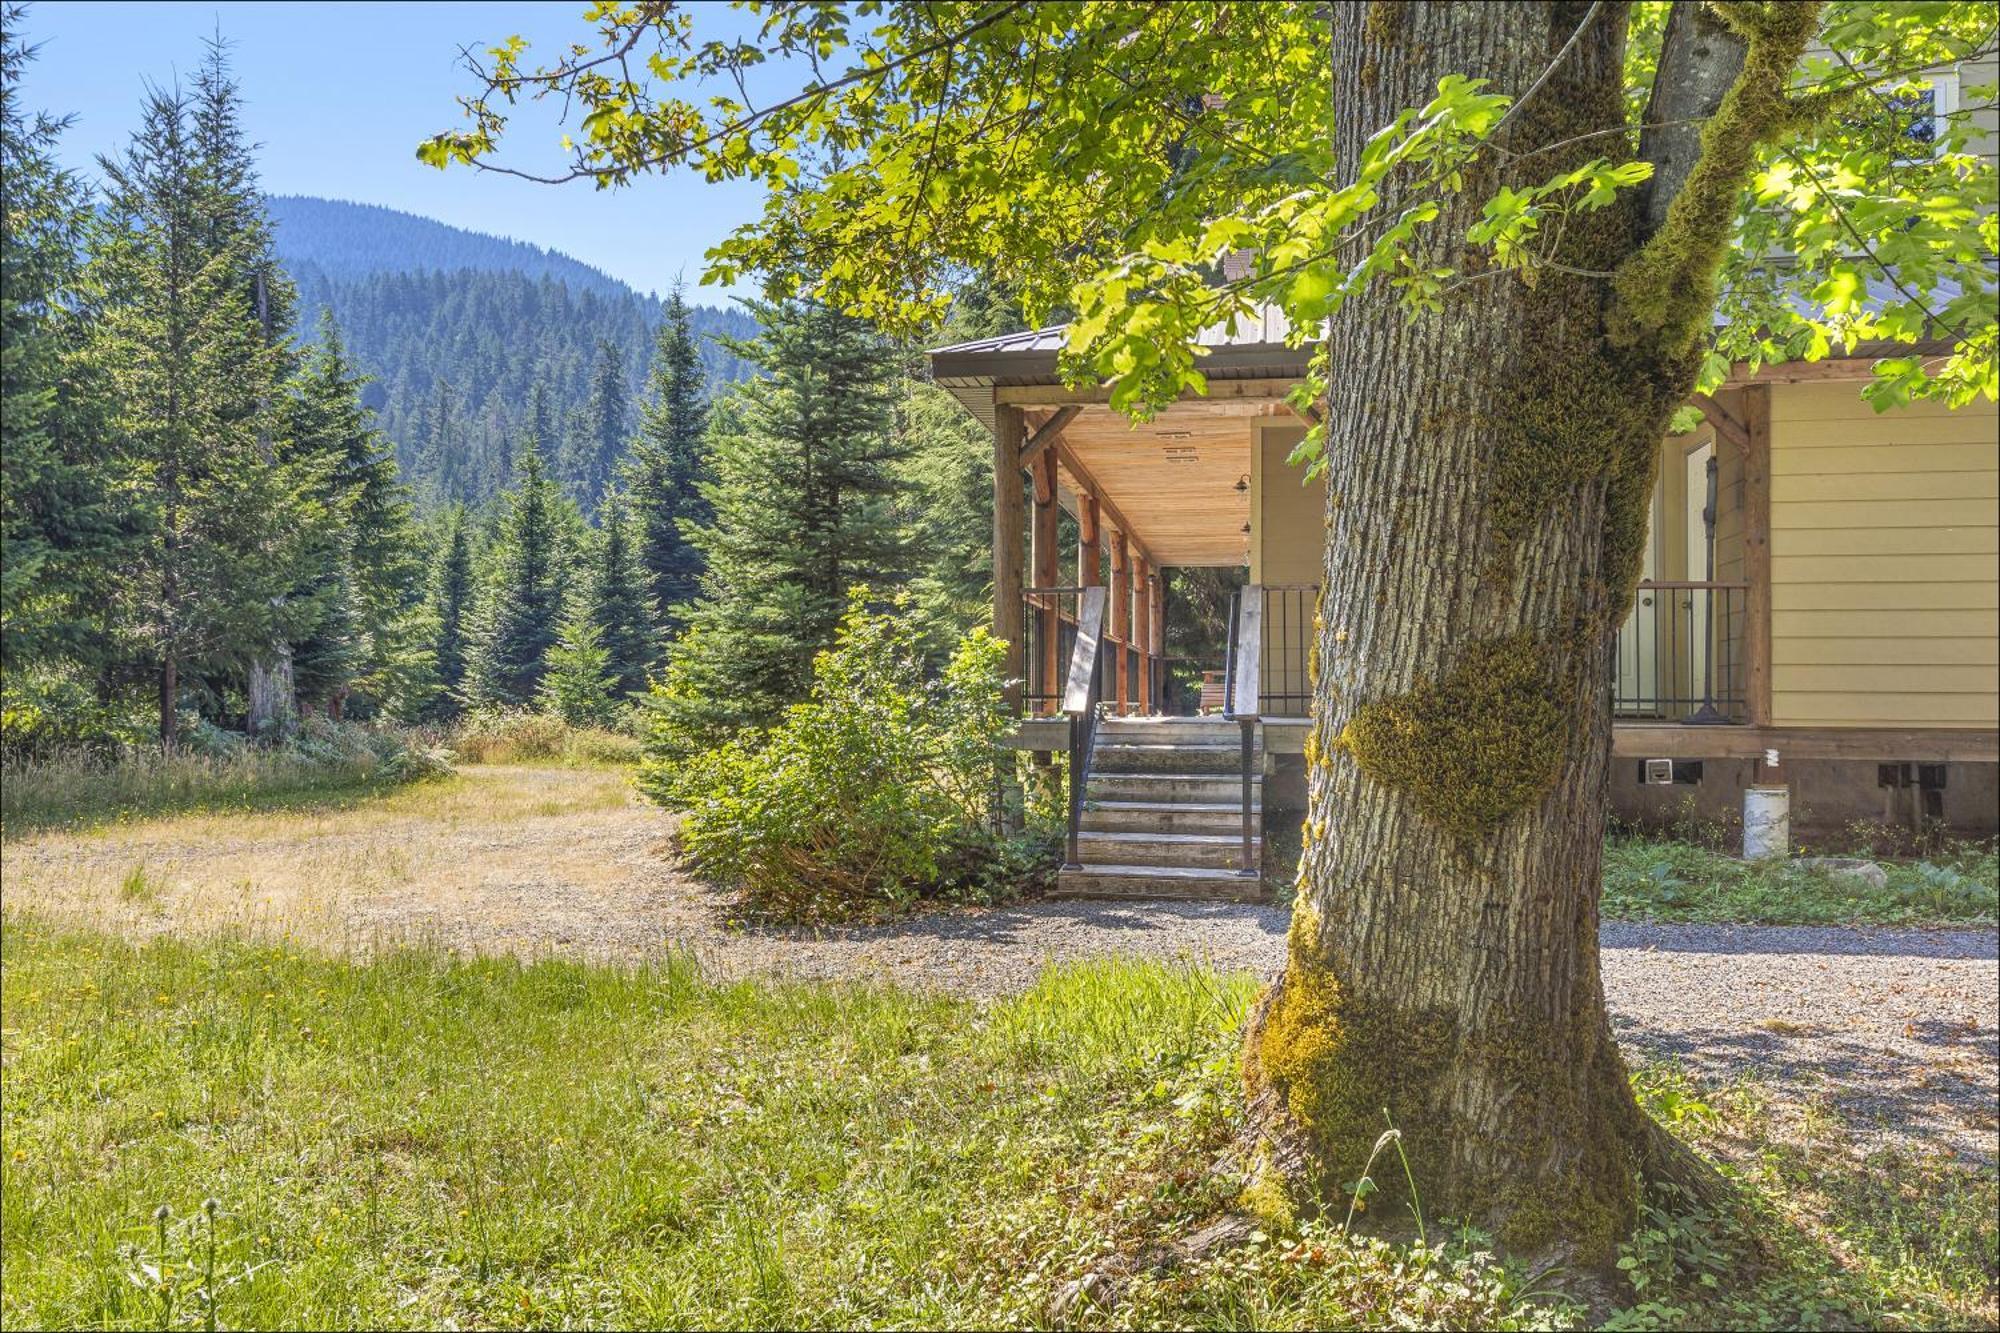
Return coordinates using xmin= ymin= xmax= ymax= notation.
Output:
xmin=14 ymin=1 xmax=782 ymax=299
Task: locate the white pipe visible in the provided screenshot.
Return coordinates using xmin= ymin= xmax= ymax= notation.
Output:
xmin=1743 ymin=785 xmax=1791 ymax=861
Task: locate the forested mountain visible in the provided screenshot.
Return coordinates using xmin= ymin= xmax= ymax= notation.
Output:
xmin=272 ymin=196 xmax=756 ymax=509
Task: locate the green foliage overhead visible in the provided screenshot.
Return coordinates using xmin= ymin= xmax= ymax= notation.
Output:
xmin=423 ymin=2 xmax=1997 ymax=435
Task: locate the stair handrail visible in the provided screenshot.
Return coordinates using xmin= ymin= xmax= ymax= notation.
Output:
xmin=1061 ymin=586 xmax=1110 ymax=870
xmin=1221 ymin=586 xmax=1263 ymax=876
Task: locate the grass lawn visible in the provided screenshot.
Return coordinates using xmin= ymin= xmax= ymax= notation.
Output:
xmin=1603 ymin=839 xmax=1998 ymax=927
xmin=4 ymin=920 xmax=1993 ymax=1330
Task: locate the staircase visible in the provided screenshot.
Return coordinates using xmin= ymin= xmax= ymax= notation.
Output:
xmin=1053 ymin=717 xmax=1266 ymax=901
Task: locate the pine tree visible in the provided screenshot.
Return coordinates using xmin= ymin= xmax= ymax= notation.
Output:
xmin=625 ymin=282 xmax=710 ymax=636
xmin=539 ymin=605 xmax=616 ymax=726
xmin=0 ymin=5 xmax=128 ymax=678
xmin=589 ymin=489 xmax=657 ymax=698
xmin=285 ymin=311 xmax=432 ymax=717
xmin=560 ymin=339 xmax=627 ymax=515
xmin=645 ymin=299 xmax=905 ymax=750
xmin=89 ymin=65 xmax=328 ymax=748
xmin=427 ymin=506 xmax=474 ymax=715
xmin=463 ymin=439 xmax=565 ymax=707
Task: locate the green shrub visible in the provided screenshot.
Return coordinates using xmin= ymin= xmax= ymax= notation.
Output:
xmin=448 ymin=707 xmax=643 ymax=767
xmin=0 ymin=664 xmax=151 ymax=760
xmin=642 ymin=591 xmax=1040 ymax=920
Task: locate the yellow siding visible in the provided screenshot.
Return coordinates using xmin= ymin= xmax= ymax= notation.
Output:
xmin=1769 ymin=382 xmax=2000 ymax=728
xmin=1252 ymin=421 xmax=1321 ymax=712
xmin=1250 ymin=421 xmax=1320 ymax=584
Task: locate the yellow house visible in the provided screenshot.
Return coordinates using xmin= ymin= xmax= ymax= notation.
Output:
xmin=930 ymin=324 xmax=1999 ymax=876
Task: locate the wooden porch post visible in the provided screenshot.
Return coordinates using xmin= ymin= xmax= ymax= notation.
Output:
xmin=1149 ymin=570 xmax=1166 ymax=713
xmin=1742 ymin=384 xmax=1777 ymax=777
xmin=1133 ymin=555 xmax=1152 ymax=716
xmin=1031 ymin=450 xmax=1060 ymax=715
xmin=1110 ymin=529 xmax=1131 ymax=715
xmin=1078 ymin=493 xmax=1101 ymax=588
xmin=994 ymin=405 xmax=1026 ymax=717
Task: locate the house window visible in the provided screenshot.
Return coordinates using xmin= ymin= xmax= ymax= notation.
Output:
xmin=1884 ymin=70 xmax=1958 ymax=152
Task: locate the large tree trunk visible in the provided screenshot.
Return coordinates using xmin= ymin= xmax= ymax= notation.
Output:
xmin=1242 ymin=1 xmax=1694 ymax=1267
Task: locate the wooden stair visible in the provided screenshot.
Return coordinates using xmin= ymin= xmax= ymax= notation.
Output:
xmin=1053 ymin=717 xmax=1266 ymax=902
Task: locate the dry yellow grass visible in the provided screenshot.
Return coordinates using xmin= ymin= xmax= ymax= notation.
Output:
xmin=0 ymin=764 xmax=657 ymax=957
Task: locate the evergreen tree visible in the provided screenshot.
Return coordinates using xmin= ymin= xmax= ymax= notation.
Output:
xmin=539 ymin=605 xmax=616 ymax=726
xmin=588 ymin=488 xmax=657 ymax=698
xmin=285 ymin=311 xmax=432 ymax=716
xmin=427 ymin=506 xmax=474 ymax=715
xmin=416 ymin=375 xmax=457 ymax=500
xmin=625 ymin=282 xmax=710 ymax=635
xmin=646 ymin=299 xmax=905 ymax=749
xmin=463 ymin=439 xmax=565 ymax=707
xmin=88 ymin=63 xmax=326 ymax=748
xmin=0 ymin=5 xmax=127 ymax=677
xmin=559 ymin=339 xmax=627 ymax=515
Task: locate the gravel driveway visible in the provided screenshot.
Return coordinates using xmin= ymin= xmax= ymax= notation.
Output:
xmin=8 ymin=764 xmax=1995 ymax=1161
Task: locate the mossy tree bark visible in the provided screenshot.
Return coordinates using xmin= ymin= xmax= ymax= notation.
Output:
xmin=1245 ymin=0 xmax=1817 ymax=1267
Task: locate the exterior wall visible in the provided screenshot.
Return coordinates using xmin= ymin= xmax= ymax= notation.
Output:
xmin=1250 ymin=420 xmax=1320 ymax=584
xmin=1251 ymin=420 xmax=1322 ymax=714
xmin=1768 ymin=382 xmax=1999 ymax=729
xmin=1608 ymin=759 xmax=1999 ymax=839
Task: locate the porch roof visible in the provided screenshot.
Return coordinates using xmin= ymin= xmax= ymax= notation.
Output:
xmin=930 ymin=304 xmax=1312 ymax=567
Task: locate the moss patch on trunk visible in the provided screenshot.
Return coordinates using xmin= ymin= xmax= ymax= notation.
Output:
xmin=1337 ymin=631 xmax=1567 ymax=841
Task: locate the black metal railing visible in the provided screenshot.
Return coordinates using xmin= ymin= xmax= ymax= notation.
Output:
xmin=1613 ymin=580 xmax=1749 ymax=723
xmin=1259 ymin=584 xmax=1316 ymax=717
xmin=1022 ymin=586 xmax=1086 ymax=715
xmin=1062 ymin=587 xmax=1110 ymax=869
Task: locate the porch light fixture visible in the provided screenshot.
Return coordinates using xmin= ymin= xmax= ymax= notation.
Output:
xmin=1240 ymin=522 xmax=1251 ymax=534
xmin=1233 ymin=474 xmax=1249 ymax=493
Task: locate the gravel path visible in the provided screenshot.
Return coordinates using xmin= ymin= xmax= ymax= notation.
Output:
xmin=8 ymin=764 xmax=1995 ymax=1161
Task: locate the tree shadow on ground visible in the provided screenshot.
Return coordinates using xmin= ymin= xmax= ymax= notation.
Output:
xmin=1616 ymin=1011 xmax=1999 ymax=1163
xmin=1601 ymin=920 xmax=1997 ymax=960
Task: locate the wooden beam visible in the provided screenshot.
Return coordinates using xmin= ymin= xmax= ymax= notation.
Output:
xmin=1612 ymin=724 xmax=2000 ymax=763
xmin=1109 ymin=530 xmax=1131 ymax=716
xmin=1020 ymin=405 xmax=1081 ymax=466
xmin=995 ymin=376 xmax=1303 ymax=407
xmin=1721 ymin=358 xmax=1878 ymax=386
xmin=1077 ymin=492 xmax=1102 ymax=587
xmin=1051 ymin=439 xmax=1155 ymax=569
xmin=993 ymin=404 xmax=1026 ymax=716
xmin=1031 ymin=451 xmax=1061 ymax=714
xmin=1148 ymin=570 xmax=1165 ymax=712
xmin=1741 ymin=384 xmax=1774 ymax=732
xmin=1688 ymin=391 xmax=1747 ymax=455
xmin=1133 ymin=554 xmax=1152 ymax=716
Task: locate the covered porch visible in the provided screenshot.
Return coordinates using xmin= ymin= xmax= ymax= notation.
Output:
xmin=933 ymin=315 xmax=1321 ymax=730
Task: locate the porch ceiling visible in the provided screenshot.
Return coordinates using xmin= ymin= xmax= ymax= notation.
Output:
xmin=1036 ymin=397 xmax=1284 ymax=567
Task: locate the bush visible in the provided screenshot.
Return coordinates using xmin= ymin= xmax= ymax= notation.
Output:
xmin=448 ymin=707 xmax=643 ymax=767
xmin=0 ymin=665 xmax=152 ymax=760
xmin=642 ymin=591 xmax=1043 ymax=921
xmin=0 ymin=718 xmax=452 ymax=834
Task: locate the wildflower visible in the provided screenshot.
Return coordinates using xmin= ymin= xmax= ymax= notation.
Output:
xmin=10 ymin=1149 xmax=25 ymax=1163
